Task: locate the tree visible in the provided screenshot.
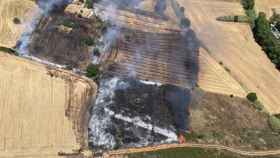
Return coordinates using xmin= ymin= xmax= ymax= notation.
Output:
xmin=13 ymin=17 xmax=21 ymax=24
xmin=276 ymin=22 xmax=280 ymax=31
xmin=241 ymin=0 xmax=255 ymax=10
xmin=86 ymin=64 xmax=99 ymax=78
xmin=246 ymin=92 xmax=258 ymax=102
xmin=85 ymin=0 xmax=93 ymax=9
xmin=180 ymin=18 xmax=190 ymax=28
xmin=270 ymin=13 xmax=280 ymax=30
xmin=253 ymin=12 xmax=280 ymax=69
xmin=254 ymin=12 xmax=271 ymax=44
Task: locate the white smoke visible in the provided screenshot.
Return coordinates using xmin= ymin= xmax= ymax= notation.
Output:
xmin=92 ymin=0 xmax=145 ymax=79
xmin=104 ymin=108 xmax=177 ymax=143
xmin=17 ymin=8 xmax=42 ymax=55
xmin=89 ymin=77 xmax=130 ymax=149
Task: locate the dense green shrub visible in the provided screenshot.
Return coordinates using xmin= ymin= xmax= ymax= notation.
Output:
xmin=81 ymin=37 xmax=95 ymax=46
xmin=241 ymin=0 xmax=255 ymax=10
xmin=246 ymin=92 xmax=258 ymax=102
xmin=86 ymin=64 xmax=99 ymax=78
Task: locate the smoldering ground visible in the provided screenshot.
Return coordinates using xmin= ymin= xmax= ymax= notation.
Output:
xmin=89 ymin=77 xmax=193 ymax=150
xmin=16 ymin=0 xmax=72 ymax=55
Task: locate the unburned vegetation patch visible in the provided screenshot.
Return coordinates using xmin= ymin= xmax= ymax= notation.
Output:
xmin=189 ymin=90 xmax=280 ymax=150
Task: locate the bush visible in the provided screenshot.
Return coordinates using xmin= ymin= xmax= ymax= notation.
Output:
xmin=268 ymin=115 xmax=280 ymax=132
xmin=81 ymin=37 xmax=95 ymax=46
xmin=62 ymin=19 xmax=79 ymax=29
xmin=93 ymin=48 xmax=100 ymax=56
xmin=241 ymin=0 xmax=255 ymax=10
xmin=85 ymin=0 xmax=93 ymax=9
xmin=247 ymin=92 xmax=258 ymax=102
xmin=180 ymin=7 xmax=185 ymax=13
xmin=180 ymin=18 xmax=190 ymax=28
xmin=13 ymin=17 xmax=21 ymax=24
xmin=86 ymin=64 xmax=99 ymax=78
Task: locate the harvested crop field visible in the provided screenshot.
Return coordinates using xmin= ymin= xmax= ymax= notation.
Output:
xmin=0 ymin=0 xmax=36 ymax=47
xmin=0 ymin=53 xmax=96 ymax=158
xmin=176 ymin=0 xmax=280 ymax=114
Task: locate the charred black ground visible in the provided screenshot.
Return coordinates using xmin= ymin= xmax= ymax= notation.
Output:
xmin=89 ymin=76 xmax=191 ymax=150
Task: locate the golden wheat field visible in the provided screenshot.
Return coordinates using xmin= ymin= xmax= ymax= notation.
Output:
xmin=0 ymin=52 xmax=96 ymax=157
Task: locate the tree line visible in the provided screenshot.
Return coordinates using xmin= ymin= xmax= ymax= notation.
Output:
xmin=241 ymin=0 xmax=280 ymax=69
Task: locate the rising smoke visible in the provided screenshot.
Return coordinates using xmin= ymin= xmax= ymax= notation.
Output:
xmin=93 ymin=0 xmax=144 ymax=76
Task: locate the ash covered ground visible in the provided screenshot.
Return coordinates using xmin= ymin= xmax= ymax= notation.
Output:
xmin=89 ymin=77 xmax=191 ymax=150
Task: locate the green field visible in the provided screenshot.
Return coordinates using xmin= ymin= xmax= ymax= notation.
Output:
xmin=126 ymin=147 xmax=280 ymax=158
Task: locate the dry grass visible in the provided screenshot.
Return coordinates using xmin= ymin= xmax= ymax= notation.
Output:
xmin=0 ymin=53 xmax=96 ymax=158
xmin=0 ymin=0 xmax=37 ymax=47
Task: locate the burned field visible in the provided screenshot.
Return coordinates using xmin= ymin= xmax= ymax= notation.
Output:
xmin=88 ymin=0 xmax=200 ymax=151
xmin=108 ymin=27 xmax=199 ymax=88
xmin=89 ymin=77 xmax=191 ymax=150
xmin=24 ymin=6 xmax=106 ymax=70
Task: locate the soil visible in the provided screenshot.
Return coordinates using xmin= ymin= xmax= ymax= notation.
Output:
xmin=189 ymin=89 xmax=280 ymax=150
